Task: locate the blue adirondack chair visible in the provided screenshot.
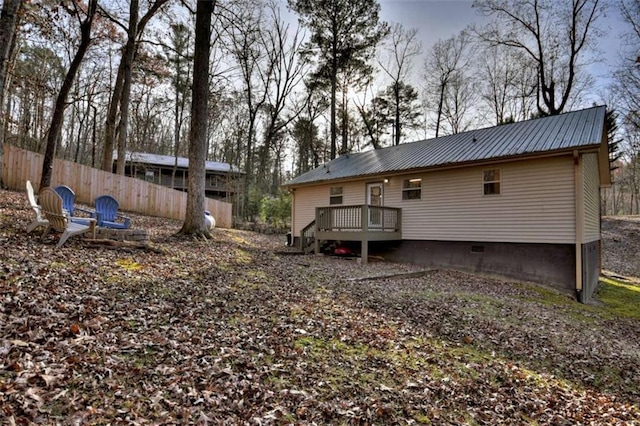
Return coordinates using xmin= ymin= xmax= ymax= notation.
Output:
xmin=94 ymin=195 xmax=131 ymax=229
xmin=54 ymin=185 xmax=77 ymax=215
xmin=54 ymin=185 xmax=93 ymax=225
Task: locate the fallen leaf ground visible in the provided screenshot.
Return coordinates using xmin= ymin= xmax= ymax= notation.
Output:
xmin=1 ymin=188 xmax=639 ymax=425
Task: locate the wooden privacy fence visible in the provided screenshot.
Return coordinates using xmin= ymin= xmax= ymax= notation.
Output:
xmin=2 ymin=144 xmax=232 ymax=228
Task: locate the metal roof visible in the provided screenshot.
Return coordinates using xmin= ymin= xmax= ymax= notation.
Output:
xmin=113 ymin=151 xmax=242 ymax=173
xmin=284 ymin=106 xmax=607 ymax=187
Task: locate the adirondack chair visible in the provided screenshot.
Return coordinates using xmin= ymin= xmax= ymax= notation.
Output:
xmin=94 ymin=195 xmax=131 ymax=229
xmin=26 ymin=180 xmax=48 ymax=233
xmin=53 ymin=185 xmax=77 ymax=215
xmin=39 ymin=187 xmax=96 ymax=247
xmin=54 ymin=185 xmax=94 ymax=224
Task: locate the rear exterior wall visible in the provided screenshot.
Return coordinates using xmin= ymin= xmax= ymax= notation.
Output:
xmin=579 ymin=153 xmax=602 ymax=302
xmin=582 ymin=153 xmax=601 ymax=243
xmin=292 ymin=155 xmax=577 ymax=244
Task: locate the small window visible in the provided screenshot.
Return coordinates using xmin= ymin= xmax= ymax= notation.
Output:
xmin=329 ymin=186 xmax=343 ymax=205
xmin=483 ymin=169 xmax=501 ymax=195
xmin=145 ymin=170 xmax=155 ymax=183
xmin=402 ymin=178 xmax=422 ymax=200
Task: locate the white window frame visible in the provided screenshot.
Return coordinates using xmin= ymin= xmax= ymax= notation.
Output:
xmin=329 ymin=186 xmax=343 ymax=205
xmin=483 ymin=168 xmax=501 ymax=195
xmin=402 ymin=178 xmax=422 ymax=200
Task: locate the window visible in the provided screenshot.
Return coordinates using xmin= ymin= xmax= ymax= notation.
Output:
xmin=145 ymin=170 xmax=155 ymax=183
xmin=329 ymin=186 xmax=343 ymax=205
xmin=483 ymin=169 xmax=501 ymax=195
xmin=402 ymin=178 xmax=422 ymax=200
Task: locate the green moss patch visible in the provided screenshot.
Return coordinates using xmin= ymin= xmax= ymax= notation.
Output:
xmin=596 ymin=277 xmax=640 ymax=320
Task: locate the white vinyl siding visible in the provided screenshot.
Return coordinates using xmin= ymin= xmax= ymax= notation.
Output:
xmin=385 ymin=156 xmax=576 ymax=244
xmin=292 ymin=156 xmax=577 ymax=244
xmin=292 ymin=187 xmax=320 ymax=237
xmin=292 ymin=181 xmax=365 ymax=235
xmin=582 ymin=153 xmax=600 ymax=243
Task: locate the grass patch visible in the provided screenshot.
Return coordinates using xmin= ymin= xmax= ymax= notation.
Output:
xmin=227 ymin=231 xmax=257 ymax=247
xmin=596 ymin=277 xmax=640 ymax=320
xmin=512 ymin=283 xmax=607 ymax=324
xmin=514 ymin=283 xmax=575 ymax=306
xmin=116 ymin=258 xmax=142 ymax=271
xmin=233 ymin=248 xmax=253 ymax=264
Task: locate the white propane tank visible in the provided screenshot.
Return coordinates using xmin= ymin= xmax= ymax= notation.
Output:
xmin=204 ymin=210 xmax=216 ymax=230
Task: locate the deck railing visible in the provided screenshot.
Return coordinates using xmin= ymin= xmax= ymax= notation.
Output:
xmin=316 ymin=205 xmax=401 ymax=232
xmin=299 ymin=219 xmax=316 ymax=252
xmin=298 ymin=205 xmax=401 ymax=264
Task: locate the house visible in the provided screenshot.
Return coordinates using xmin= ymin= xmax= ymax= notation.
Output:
xmin=283 ymin=106 xmax=611 ymax=303
xmin=113 ymin=151 xmax=242 ymax=201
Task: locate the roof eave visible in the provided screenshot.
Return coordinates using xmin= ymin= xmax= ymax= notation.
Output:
xmin=283 ymin=146 xmax=601 ymax=189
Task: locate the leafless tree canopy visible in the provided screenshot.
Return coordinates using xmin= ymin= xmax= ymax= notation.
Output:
xmin=474 ymin=0 xmax=605 ymax=116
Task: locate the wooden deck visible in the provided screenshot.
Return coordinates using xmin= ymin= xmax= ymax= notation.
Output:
xmin=300 ymin=205 xmax=402 ymax=263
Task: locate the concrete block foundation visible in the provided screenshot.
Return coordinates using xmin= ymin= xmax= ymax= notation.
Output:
xmin=292 ymin=236 xmax=603 ymax=301
xmin=372 ymin=240 xmax=577 ymax=295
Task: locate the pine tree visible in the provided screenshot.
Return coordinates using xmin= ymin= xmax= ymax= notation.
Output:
xmin=288 ymin=0 xmax=388 ymax=159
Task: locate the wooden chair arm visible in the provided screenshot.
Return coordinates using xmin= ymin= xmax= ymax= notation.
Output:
xmin=118 ymin=214 xmax=132 ymax=227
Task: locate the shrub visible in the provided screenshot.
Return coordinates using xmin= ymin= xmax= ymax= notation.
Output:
xmin=259 ymin=191 xmax=291 ymax=228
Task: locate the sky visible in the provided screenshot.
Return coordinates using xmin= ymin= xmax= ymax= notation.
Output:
xmin=380 ymin=0 xmax=483 ymax=46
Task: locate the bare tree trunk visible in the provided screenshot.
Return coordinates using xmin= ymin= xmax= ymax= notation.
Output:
xmin=341 ymin=89 xmax=348 ymax=154
xmin=102 ymin=59 xmax=125 ymax=172
xmin=0 ymin=0 xmax=22 ymax=187
xmin=91 ymin=104 xmax=97 ymax=167
xmin=394 ymin=82 xmax=401 ymax=146
xmin=40 ymin=0 xmax=97 ymax=189
xmin=435 ymin=82 xmax=445 ymax=138
xmin=330 ymin=48 xmax=337 ymax=159
xmin=102 ymin=0 xmax=170 ymax=172
xmin=171 ymin=51 xmax=188 ymax=189
xmin=632 ymin=160 xmax=639 ymax=215
xmin=180 ymin=0 xmax=215 ymax=236
xmin=115 ymin=0 xmax=139 ymax=175
xmin=171 ymin=96 xmax=180 ymax=188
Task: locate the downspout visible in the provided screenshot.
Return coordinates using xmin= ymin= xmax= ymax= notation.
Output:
xmin=574 ymin=150 xmax=584 ymax=301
